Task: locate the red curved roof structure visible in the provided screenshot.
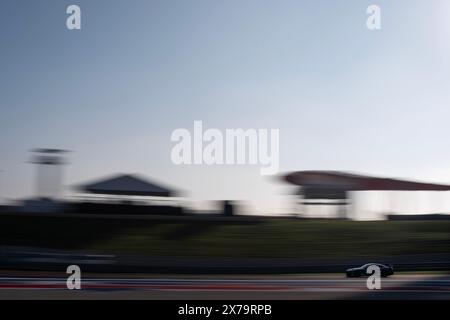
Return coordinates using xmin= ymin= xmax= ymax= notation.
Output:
xmin=284 ymin=171 xmax=450 ymax=191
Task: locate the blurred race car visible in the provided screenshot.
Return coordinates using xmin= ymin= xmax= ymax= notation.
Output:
xmin=346 ymin=263 xmax=394 ymax=278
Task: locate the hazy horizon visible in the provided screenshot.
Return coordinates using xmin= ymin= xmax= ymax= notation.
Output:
xmin=2 ymin=0 xmax=450 ymax=218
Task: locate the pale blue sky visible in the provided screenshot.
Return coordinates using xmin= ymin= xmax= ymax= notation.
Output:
xmin=1 ymin=1 xmax=450 ymax=216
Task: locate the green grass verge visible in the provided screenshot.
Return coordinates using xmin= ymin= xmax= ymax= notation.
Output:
xmin=0 ymin=215 xmax=449 ymax=259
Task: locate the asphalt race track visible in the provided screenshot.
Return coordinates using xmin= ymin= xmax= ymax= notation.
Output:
xmin=0 ymin=272 xmax=448 ymax=299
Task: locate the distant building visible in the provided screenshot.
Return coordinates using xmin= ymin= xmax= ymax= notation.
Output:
xmin=20 ymin=198 xmax=66 ymax=213
xmin=387 ymin=214 xmax=450 ymax=221
xmin=77 ymin=173 xmax=177 ymax=198
xmin=283 ymin=170 xmax=450 ymax=219
xmin=31 ymin=149 xmax=69 ymax=200
xmin=72 ymin=173 xmax=183 ymax=215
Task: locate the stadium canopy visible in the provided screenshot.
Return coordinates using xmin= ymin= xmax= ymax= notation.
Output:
xmin=284 ymin=171 xmax=450 ymax=191
xmin=282 ymin=170 xmax=450 ymax=219
xmin=78 ymin=174 xmax=177 ymax=197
